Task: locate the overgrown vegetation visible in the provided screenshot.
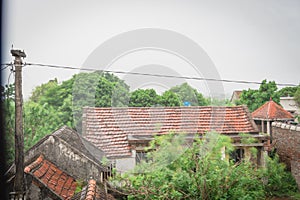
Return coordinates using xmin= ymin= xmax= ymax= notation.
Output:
xmin=111 ymin=133 xmax=299 ymax=199
xmin=74 ymin=180 xmax=85 ymax=194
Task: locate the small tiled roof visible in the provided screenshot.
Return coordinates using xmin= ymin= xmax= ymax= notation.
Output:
xmin=71 ymin=179 xmax=116 ymax=200
xmin=85 ymin=179 xmax=97 ymax=200
xmin=24 ymin=155 xmax=77 ymax=200
xmin=252 ymin=99 xmax=294 ymax=120
xmin=82 ymin=106 xmax=258 ymax=158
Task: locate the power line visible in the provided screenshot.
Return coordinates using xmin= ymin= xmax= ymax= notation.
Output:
xmin=0 ymin=63 xmax=11 ymax=66
xmin=24 ymin=62 xmax=298 ymax=87
xmin=1 ymin=63 xmax=13 ymax=71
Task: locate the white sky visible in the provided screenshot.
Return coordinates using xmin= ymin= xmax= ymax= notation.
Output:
xmin=2 ymin=0 xmax=300 ymax=99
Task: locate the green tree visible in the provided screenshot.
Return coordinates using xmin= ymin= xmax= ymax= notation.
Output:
xmin=3 ymin=71 xmax=131 ymax=156
xmin=257 ymin=79 xmax=279 ymax=103
xmin=263 ymin=155 xmax=298 ymax=197
xmin=160 ymin=91 xmax=181 ymax=106
xmin=196 ymin=93 xmax=209 ymax=106
xmin=240 ymin=80 xmax=280 ymax=112
xmin=30 ymin=77 xmax=75 ymax=127
xmin=277 ymin=86 xmax=299 ymax=97
xmin=207 ymin=98 xmax=231 ymax=106
xmin=129 ymin=89 xmax=160 ymax=107
xmin=30 ymin=78 xmax=59 ymax=105
xmin=2 ymin=84 xmax=15 ymax=166
xmin=94 ymin=72 xmax=130 ymax=107
xmin=72 ymin=72 xmax=101 ymax=130
xmin=169 ymin=83 xmax=208 ymax=106
xmin=26 ymin=71 xmax=130 ymax=136
xmin=24 ymin=101 xmax=64 ymax=149
xmin=239 ymin=88 xmax=260 ymax=112
xmin=294 ymin=86 xmax=300 ymax=107
xmin=73 ymin=72 xmax=130 ymax=131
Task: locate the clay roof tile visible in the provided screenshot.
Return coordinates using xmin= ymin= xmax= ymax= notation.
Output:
xmin=82 ymin=106 xmax=258 ymax=158
xmin=24 ymin=155 xmax=77 ymax=200
xmin=252 ymin=99 xmax=293 ymax=120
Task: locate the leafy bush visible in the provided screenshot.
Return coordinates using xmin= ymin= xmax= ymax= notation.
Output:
xmin=263 ymin=155 xmax=298 ymax=197
xmin=112 ymin=132 xmax=270 ymax=199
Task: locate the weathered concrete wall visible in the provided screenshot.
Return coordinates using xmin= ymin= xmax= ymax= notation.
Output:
xmin=115 ymin=157 xmax=136 ymax=173
xmin=114 ymin=150 xmax=136 ymax=173
xmin=25 ymin=135 xmax=104 ymax=181
xmin=272 ymin=122 xmax=300 ymax=190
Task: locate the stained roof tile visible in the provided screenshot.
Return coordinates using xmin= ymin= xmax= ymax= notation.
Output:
xmin=83 ymin=106 xmax=258 ymax=158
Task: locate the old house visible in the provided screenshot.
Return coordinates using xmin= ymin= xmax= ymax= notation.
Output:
xmin=280 ymin=97 xmax=300 ymax=121
xmin=252 ymin=98 xmax=294 ymax=137
xmin=6 ymin=126 xmax=116 ymax=200
xmin=82 ymin=106 xmax=269 ymax=172
xmin=230 ymin=90 xmax=243 ymax=103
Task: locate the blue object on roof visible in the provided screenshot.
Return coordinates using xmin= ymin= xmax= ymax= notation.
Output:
xmin=184 ymin=101 xmax=191 ymax=106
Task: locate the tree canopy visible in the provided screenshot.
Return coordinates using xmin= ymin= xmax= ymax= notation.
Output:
xmin=2 ymin=84 xmax=15 ymax=166
xmin=277 ymin=86 xmax=299 ymax=97
xmin=294 ymin=86 xmax=300 ymax=107
xmin=160 ymin=90 xmax=181 ymax=106
xmin=3 ymin=71 xmax=132 ymax=166
xmin=239 ymin=80 xmax=280 ymax=112
xmin=129 ymin=89 xmax=160 ymax=107
xmin=168 ymin=82 xmax=208 ymax=106
xmin=128 ymin=83 xmax=209 ymax=107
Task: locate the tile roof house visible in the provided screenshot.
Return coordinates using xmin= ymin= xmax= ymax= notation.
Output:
xmin=82 ymin=106 xmax=269 ymax=172
xmin=252 ymin=98 xmax=294 ymax=136
xmin=6 ymin=126 xmax=116 ymax=200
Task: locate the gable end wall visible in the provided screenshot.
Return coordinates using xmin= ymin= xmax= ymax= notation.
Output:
xmin=25 ymin=136 xmax=103 ymax=181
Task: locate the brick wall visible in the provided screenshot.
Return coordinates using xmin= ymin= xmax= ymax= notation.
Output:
xmin=272 ymin=122 xmax=300 ymax=190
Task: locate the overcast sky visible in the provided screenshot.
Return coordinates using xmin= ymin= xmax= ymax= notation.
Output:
xmin=2 ymin=0 xmax=300 ymax=99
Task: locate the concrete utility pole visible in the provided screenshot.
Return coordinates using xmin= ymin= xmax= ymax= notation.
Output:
xmin=11 ymin=49 xmax=26 ymax=199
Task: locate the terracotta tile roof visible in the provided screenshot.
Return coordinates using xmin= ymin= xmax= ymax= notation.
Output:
xmin=71 ymin=179 xmax=116 ymax=200
xmin=85 ymin=179 xmax=97 ymax=200
xmin=82 ymin=106 xmax=258 ymax=158
xmin=24 ymin=155 xmax=77 ymax=200
xmin=252 ymin=99 xmax=294 ymax=120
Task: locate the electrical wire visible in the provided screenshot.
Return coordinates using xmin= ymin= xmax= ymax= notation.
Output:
xmin=1 ymin=63 xmax=11 ymax=66
xmin=7 ymin=66 xmax=14 ymax=87
xmin=24 ymin=62 xmax=298 ymax=87
xmin=1 ymin=63 xmax=13 ymax=71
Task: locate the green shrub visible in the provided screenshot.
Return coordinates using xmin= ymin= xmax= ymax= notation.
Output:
xmin=111 ymin=133 xmax=299 ymax=199
xmin=263 ymin=155 xmax=298 ymax=197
